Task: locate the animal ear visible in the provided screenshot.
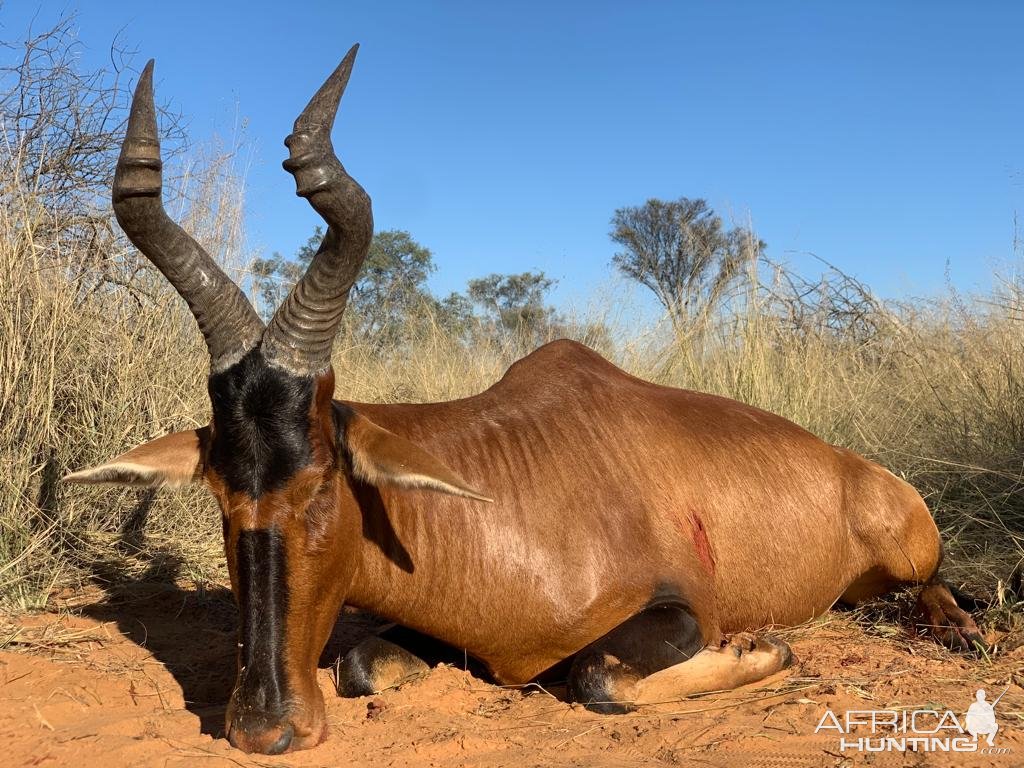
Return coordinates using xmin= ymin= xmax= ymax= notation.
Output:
xmin=63 ymin=427 xmax=209 ymax=488
xmin=340 ymin=411 xmax=492 ymax=502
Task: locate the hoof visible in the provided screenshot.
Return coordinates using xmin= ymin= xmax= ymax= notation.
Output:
xmin=914 ymin=584 xmax=987 ymax=654
xmin=717 ymin=632 xmax=793 ymax=668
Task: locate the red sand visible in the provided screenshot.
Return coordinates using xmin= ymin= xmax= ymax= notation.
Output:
xmin=1 ymin=584 xmax=1020 ymax=767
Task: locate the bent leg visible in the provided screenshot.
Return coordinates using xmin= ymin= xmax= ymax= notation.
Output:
xmin=336 ymin=624 xmax=490 ymax=697
xmin=633 ymin=633 xmax=792 ymax=705
xmin=567 ymin=603 xmax=792 ymax=714
xmin=335 ymin=635 xmax=429 ymax=697
xmin=844 ymin=474 xmax=985 ymax=653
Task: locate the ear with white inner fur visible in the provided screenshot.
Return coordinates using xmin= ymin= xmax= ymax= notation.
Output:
xmin=62 ymin=427 xmax=209 ymax=488
xmin=340 ymin=411 xmax=492 ymax=502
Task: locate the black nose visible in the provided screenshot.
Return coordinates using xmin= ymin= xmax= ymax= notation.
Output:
xmin=227 ymin=722 xmax=294 ymax=755
xmin=266 ymin=724 xmax=294 ymax=755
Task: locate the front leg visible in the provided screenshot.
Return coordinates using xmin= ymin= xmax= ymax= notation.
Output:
xmin=336 ymin=635 xmax=429 ymax=697
xmin=336 ymin=624 xmax=487 ymax=696
xmin=568 ymin=603 xmax=704 ymax=713
xmin=568 ymin=603 xmax=792 ymax=713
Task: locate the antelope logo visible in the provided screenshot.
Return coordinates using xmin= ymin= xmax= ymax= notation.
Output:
xmin=65 ymin=45 xmax=985 ymax=754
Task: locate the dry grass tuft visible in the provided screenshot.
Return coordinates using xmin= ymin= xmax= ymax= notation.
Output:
xmin=0 ymin=131 xmax=239 ymax=608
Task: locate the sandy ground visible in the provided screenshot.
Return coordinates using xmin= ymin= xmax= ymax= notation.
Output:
xmin=0 ymin=583 xmax=1021 ymax=768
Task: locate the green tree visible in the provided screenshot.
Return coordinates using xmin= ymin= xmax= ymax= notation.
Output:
xmin=354 ymin=229 xmax=435 ymax=340
xmin=466 ymin=271 xmax=557 ymax=335
xmin=249 ymin=228 xmax=436 ymax=340
xmin=249 ymin=252 xmax=303 ymax=321
xmin=610 ymin=197 xmax=762 ymax=335
xmin=433 ymin=290 xmax=475 ymax=337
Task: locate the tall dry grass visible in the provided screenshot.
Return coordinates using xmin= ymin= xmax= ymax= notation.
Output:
xmin=0 ymin=139 xmax=247 ymax=607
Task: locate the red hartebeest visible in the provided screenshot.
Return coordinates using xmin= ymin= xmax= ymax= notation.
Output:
xmin=65 ymin=47 xmax=983 ymax=755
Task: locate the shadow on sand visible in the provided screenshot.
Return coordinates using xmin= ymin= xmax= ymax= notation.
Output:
xmin=78 ymin=519 xmax=383 ymax=740
xmin=82 ymin=579 xmax=238 ymax=737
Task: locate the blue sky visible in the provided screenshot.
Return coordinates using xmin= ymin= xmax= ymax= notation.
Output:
xmin=6 ymin=2 xmax=1023 ymax=308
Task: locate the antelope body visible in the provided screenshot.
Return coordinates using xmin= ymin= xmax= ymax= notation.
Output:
xmin=66 ymin=47 xmax=983 ymax=755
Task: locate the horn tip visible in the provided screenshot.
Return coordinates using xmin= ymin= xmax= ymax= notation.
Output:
xmin=134 ymin=59 xmax=156 ymax=99
xmin=292 ymin=45 xmax=361 ymax=133
xmin=125 ymin=58 xmax=158 ymax=139
xmin=333 ymin=44 xmax=359 ymax=80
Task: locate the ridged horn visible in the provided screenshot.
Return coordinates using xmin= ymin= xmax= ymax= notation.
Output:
xmin=113 ymin=60 xmax=263 ymax=371
xmin=261 ymin=45 xmax=374 ymax=375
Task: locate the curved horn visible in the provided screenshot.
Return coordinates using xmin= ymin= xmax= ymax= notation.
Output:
xmin=261 ymin=45 xmax=373 ymax=375
xmin=113 ymin=60 xmax=263 ymax=371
